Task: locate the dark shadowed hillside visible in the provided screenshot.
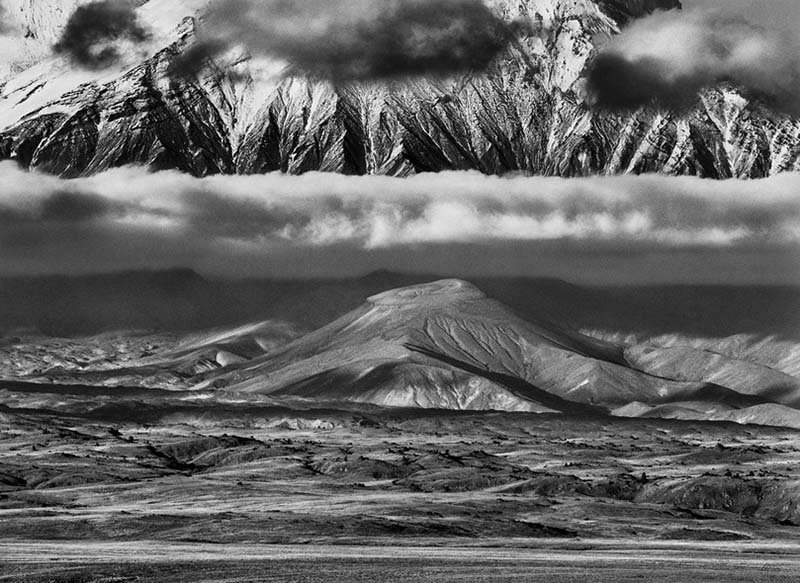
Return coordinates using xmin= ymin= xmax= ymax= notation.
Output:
xmin=1 ymin=269 xmax=798 ymax=339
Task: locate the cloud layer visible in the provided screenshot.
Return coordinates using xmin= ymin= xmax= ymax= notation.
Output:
xmin=0 ymin=163 xmax=798 ymax=282
xmin=54 ymin=0 xmax=149 ymax=69
xmin=171 ymin=0 xmax=524 ymax=80
xmin=587 ymin=8 xmax=800 ymax=114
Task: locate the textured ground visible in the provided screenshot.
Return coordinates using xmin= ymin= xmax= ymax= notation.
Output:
xmin=3 ymin=541 xmax=800 ymax=582
xmin=2 ymin=382 xmax=800 ymax=580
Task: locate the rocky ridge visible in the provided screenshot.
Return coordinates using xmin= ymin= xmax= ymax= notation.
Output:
xmin=0 ymin=0 xmax=797 ymax=178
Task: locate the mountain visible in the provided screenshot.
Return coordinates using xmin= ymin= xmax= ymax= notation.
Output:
xmin=2 ymin=269 xmax=799 ymax=338
xmin=3 ymin=274 xmax=799 ymax=427
xmin=191 ymin=279 xmax=800 ymax=423
xmin=1 ymin=0 xmax=798 ymax=178
xmin=613 ymin=401 xmax=800 ymax=429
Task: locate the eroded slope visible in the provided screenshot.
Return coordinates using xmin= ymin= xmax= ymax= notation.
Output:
xmin=196 ymin=280 xmax=798 ymax=423
xmin=2 ymin=0 xmax=798 ymax=178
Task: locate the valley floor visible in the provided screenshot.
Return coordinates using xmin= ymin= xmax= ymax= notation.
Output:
xmin=2 ymin=386 xmax=800 ymax=581
xmin=3 ymin=540 xmax=800 ymax=582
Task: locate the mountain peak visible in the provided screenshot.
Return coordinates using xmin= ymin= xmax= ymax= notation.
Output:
xmin=0 ymin=0 xmax=793 ymax=179
xmin=367 ymin=279 xmax=485 ymax=307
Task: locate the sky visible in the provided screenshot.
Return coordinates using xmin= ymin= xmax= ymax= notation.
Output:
xmin=0 ymin=0 xmax=798 ymax=285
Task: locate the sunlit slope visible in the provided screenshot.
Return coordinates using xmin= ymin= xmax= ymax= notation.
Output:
xmin=200 ymin=279 xmax=782 ymax=414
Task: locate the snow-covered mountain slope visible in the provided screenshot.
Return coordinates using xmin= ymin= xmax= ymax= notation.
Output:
xmin=0 ymin=0 xmax=798 ymax=178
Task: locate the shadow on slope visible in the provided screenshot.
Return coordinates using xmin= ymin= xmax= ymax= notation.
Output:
xmin=404 ymin=343 xmax=605 ymax=416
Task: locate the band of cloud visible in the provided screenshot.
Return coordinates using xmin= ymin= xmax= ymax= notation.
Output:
xmin=1 ymin=164 xmax=799 ymax=253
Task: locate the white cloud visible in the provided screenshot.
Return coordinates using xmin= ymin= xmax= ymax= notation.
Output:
xmin=2 ymin=163 xmax=800 ymax=246
xmin=0 ymin=162 xmax=798 ymax=278
xmin=588 ymin=8 xmax=800 ymax=114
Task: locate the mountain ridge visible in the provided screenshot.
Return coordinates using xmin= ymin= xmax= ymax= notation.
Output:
xmin=1 ymin=0 xmax=798 ymax=178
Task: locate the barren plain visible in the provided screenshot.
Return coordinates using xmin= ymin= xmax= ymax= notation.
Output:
xmin=3 ymin=388 xmax=800 ymax=581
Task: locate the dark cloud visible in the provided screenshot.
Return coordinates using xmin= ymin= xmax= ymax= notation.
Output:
xmin=168 ymin=39 xmax=229 ymax=80
xmin=588 ymin=53 xmax=704 ymax=111
xmin=0 ymin=163 xmax=798 ymax=284
xmin=586 ymin=9 xmax=800 ymax=114
xmin=171 ymin=0 xmax=527 ymax=80
xmin=54 ymin=0 xmax=149 ymax=69
xmin=0 ymin=189 xmax=117 ymax=224
xmin=39 ymin=191 xmax=115 ymax=222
